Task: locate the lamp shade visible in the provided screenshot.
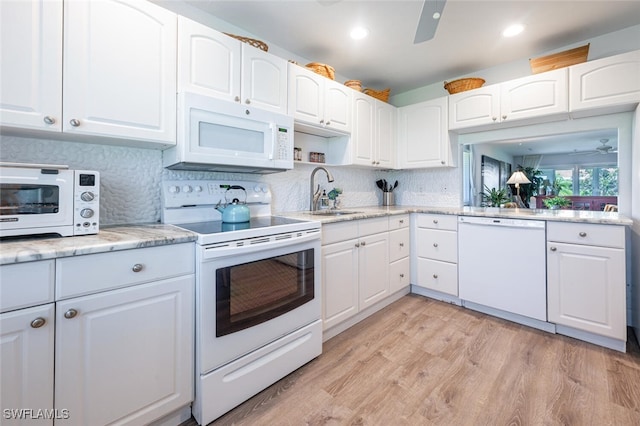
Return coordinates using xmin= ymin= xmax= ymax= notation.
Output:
xmin=507 ymin=171 xmax=531 ymax=185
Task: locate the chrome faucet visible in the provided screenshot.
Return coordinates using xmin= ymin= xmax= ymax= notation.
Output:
xmin=309 ymin=166 xmax=334 ymax=211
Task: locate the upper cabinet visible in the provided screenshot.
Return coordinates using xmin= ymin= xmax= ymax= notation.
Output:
xmin=288 ymin=63 xmax=351 ymax=134
xmin=397 ymin=96 xmax=451 ymax=169
xmin=569 ymin=50 xmax=640 ymax=118
xmin=178 ymin=17 xmax=288 ymax=115
xmin=449 ymin=68 xmax=568 ymax=132
xmin=351 ymin=93 xmax=396 ymax=168
xmin=1 ymin=0 xmax=177 ymax=147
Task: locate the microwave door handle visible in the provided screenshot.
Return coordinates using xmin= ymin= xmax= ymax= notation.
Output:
xmin=201 ymin=231 xmax=320 ymax=260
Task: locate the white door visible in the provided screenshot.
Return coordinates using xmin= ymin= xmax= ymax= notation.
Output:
xmin=0 ymin=0 xmax=62 ymax=132
xmin=63 ymin=0 xmax=177 ymax=144
xmin=351 ymin=93 xmax=375 ymax=166
xmin=177 ymin=16 xmax=241 ymax=101
xmin=324 ymin=80 xmax=351 ymax=133
xmin=500 ymin=68 xmax=568 ymax=122
xmin=358 ymin=232 xmax=389 ymax=309
xmin=241 ymin=45 xmax=288 ymax=114
xmin=322 ymin=240 xmax=359 ymax=330
xmin=55 ymin=276 xmax=193 ymax=426
xmin=288 ymin=64 xmax=323 ymax=125
xmin=398 ymin=96 xmax=449 ymax=168
xmin=547 ymin=242 xmax=626 ymax=340
xmin=448 ymin=85 xmax=499 ymax=129
xmin=375 ymin=100 xmax=396 ymax=168
xmin=1 ymin=304 xmax=55 ymax=426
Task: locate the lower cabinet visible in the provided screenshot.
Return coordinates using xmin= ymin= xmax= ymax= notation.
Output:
xmin=547 ymin=222 xmax=626 ymax=341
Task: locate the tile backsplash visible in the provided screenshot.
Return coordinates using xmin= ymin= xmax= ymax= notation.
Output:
xmin=0 ymin=135 xmax=461 ymax=225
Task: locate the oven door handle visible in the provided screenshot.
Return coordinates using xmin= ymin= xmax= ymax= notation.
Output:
xmin=201 ymin=231 xmax=320 ymax=259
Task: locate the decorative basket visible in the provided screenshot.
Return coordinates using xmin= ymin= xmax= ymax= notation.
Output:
xmin=223 ymin=33 xmax=269 ymax=52
xmin=530 ymin=44 xmax=589 ymax=74
xmin=306 ymin=62 xmax=335 ymax=80
xmin=344 ymin=79 xmax=362 ymax=92
xmin=363 ymin=88 xmax=391 ymax=102
xmin=443 ymin=78 xmax=485 ymax=94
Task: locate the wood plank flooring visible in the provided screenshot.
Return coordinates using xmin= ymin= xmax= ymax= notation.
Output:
xmin=187 ymin=294 xmax=640 ymax=426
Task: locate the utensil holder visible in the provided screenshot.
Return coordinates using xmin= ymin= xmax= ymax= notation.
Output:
xmin=382 ymin=192 xmax=395 ymax=206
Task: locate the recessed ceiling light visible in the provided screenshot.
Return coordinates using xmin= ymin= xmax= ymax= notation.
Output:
xmin=503 ymin=24 xmax=524 ymax=37
xmin=350 ymin=26 xmax=369 ymax=40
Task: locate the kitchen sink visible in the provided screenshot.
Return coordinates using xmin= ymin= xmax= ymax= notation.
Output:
xmin=310 ymin=210 xmax=363 ymax=216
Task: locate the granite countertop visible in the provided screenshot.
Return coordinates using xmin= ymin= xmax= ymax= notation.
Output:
xmin=0 ymin=224 xmax=197 ymax=265
xmin=279 ymin=205 xmax=634 ymax=226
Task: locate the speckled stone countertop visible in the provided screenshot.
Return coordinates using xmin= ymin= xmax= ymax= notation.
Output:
xmin=279 ymin=205 xmax=633 ymax=226
xmin=0 ymin=224 xmax=197 ymax=265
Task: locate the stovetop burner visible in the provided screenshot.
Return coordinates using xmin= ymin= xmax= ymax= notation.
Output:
xmin=175 ymin=216 xmax=308 ymax=235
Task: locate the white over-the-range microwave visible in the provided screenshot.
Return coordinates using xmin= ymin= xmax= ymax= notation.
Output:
xmin=0 ymin=163 xmax=100 ymax=238
xmin=163 ymin=92 xmax=294 ymax=173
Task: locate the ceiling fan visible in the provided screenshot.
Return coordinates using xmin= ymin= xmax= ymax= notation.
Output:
xmin=414 ymin=0 xmax=447 ymax=43
xmin=570 ymin=139 xmax=618 ymax=156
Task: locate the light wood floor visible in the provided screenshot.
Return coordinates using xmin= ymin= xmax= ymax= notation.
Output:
xmin=189 ymin=294 xmax=640 ymax=425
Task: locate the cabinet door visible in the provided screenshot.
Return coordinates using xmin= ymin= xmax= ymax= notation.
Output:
xmin=375 ymin=100 xmax=396 ymax=168
xmin=241 ymin=45 xmax=287 ymax=114
xmin=448 ymin=85 xmax=499 ymax=129
xmin=569 ymin=50 xmax=640 ymax=116
xmin=351 ymin=92 xmax=376 ymax=166
xmin=55 ymin=276 xmax=194 ymax=426
xmin=63 ymin=0 xmax=177 ymax=144
xmin=322 ymin=240 xmax=359 ymax=330
xmin=547 ymin=242 xmax=626 ymax=340
xmin=500 ymin=68 xmax=568 ymax=123
xmin=288 ymin=63 xmax=324 ymax=125
xmin=0 ymin=0 xmax=62 ymax=132
xmin=359 ymin=232 xmax=389 ymax=310
xmin=398 ymin=96 xmax=450 ymax=168
xmin=1 ymin=304 xmax=55 ymax=426
xmin=324 ymin=80 xmax=351 ymax=133
xmin=177 ymin=16 xmax=241 ymax=102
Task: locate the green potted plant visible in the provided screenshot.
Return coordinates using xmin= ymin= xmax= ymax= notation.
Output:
xmin=543 ymin=195 xmax=571 ymax=210
xmin=481 ymin=185 xmax=509 ymax=207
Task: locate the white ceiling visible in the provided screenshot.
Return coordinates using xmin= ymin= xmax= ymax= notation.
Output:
xmin=184 ymin=0 xmax=640 ymax=95
xmin=481 ymin=129 xmax=618 ymax=156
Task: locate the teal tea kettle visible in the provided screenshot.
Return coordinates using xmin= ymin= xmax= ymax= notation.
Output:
xmin=215 ymin=185 xmax=250 ymax=223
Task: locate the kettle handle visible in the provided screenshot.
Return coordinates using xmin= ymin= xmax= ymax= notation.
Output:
xmin=224 ymin=185 xmax=247 ymax=204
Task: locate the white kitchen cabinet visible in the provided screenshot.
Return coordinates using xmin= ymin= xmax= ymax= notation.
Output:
xmin=569 ymin=49 xmax=640 ymax=117
xmin=397 ymin=96 xmax=451 ymax=168
xmin=351 ymin=96 xmax=395 ymax=168
xmin=449 ymin=69 xmax=568 ymax=131
xmin=178 ymin=17 xmax=287 ymax=115
xmin=0 ymin=0 xmax=63 ymax=132
xmin=412 ymin=213 xmax=458 ymax=297
xmin=547 ymin=222 xmax=626 ymax=342
xmin=54 ymin=243 xmax=194 ymax=426
xmin=288 ymin=63 xmax=351 ymax=134
xmin=375 ymin=100 xmax=396 ymax=168
xmin=388 ymin=215 xmax=410 ymax=293
xmin=321 ymin=218 xmax=390 ymax=330
xmin=63 ymin=0 xmax=177 ymax=145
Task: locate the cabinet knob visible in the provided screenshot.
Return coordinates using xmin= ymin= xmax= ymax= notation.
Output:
xmin=355 ymin=243 xmax=360 ymax=248
xmin=360 ymin=241 xmax=366 ymax=246
xmin=245 ymin=109 xmax=250 ymax=115
xmin=579 ymin=232 xmax=587 ymax=237
xmin=441 ymin=161 xmax=445 ymax=165
xmin=433 ymin=274 xmax=438 ymax=279
xmin=30 ymin=317 xmax=46 ymax=328
xmin=319 ymin=119 xmax=325 ymax=125
xmin=550 ymin=247 xmax=557 ymax=252
xmin=433 ymin=219 xmax=438 ymax=224
xmin=399 ymin=242 xmax=404 ymax=247
xmin=326 ymin=121 xmax=331 ymax=126
xmin=69 ymin=118 xmax=80 ymax=127
xmin=372 ymin=160 xmax=376 ymax=165
xmin=234 ymin=96 xmax=240 ymax=102
xmin=43 ymin=116 xmax=56 ymax=125
xmin=399 ymin=220 xmax=404 ymax=224
xmin=433 ymin=243 xmax=438 ymax=248
xmin=502 ymin=115 xmax=507 ymax=120
xmin=245 ymin=99 xmax=251 ymax=104
xmin=64 ymin=309 xmax=78 ymax=319
xmin=132 ymin=263 xmax=144 ymax=273
xmin=492 ymin=117 xmax=497 ymax=122
xmin=400 ymin=273 xmax=405 ymax=278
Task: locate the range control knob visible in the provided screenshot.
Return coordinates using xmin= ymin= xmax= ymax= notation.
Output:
xmin=262 ymin=187 xmax=268 ymax=193
xmin=254 ymin=185 xmax=262 ymax=193
xmin=80 ymin=191 xmax=95 ymax=202
xmin=182 ymin=185 xmax=193 ymax=193
xmin=80 ymin=208 xmax=94 ymax=218
xmin=168 ymin=185 xmax=180 ymax=194
xmin=194 ymin=185 xmax=203 ymax=192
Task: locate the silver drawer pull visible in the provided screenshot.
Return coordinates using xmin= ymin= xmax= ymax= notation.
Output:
xmin=399 ymin=219 xmax=404 ymax=224
xmin=64 ymin=309 xmax=78 ymax=319
xmin=433 ymin=219 xmax=438 ymax=224
xmin=132 ymin=263 xmax=144 ymax=273
xmin=433 ymin=274 xmax=438 ymax=279
xmin=400 ymin=273 xmax=405 ymax=278
xmin=355 ymin=243 xmax=360 ymax=248
xmin=360 ymin=241 xmax=366 ymax=246
xmin=433 ymin=243 xmax=438 ymax=247
xmin=579 ymin=232 xmax=587 ymax=237
xmin=399 ymin=243 xmax=404 ymax=247
xmin=43 ymin=116 xmax=56 ymax=125
xmin=69 ymin=118 xmax=80 ymax=127
xmin=550 ymin=247 xmax=557 ymax=252
xmin=31 ymin=317 xmax=46 ymax=328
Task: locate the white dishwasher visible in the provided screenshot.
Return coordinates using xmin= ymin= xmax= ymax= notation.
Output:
xmin=458 ymin=216 xmax=547 ymax=321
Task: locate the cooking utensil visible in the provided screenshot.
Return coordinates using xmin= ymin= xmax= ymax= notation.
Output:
xmin=376 ymin=180 xmax=384 ymax=191
xmin=391 ymin=181 xmax=398 ymax=191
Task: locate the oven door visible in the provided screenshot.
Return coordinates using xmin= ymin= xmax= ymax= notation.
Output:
xmin=197 ymin=233 xmax=321 ymax=374
xmin=0 ymin=167 xmax=74 ymax=237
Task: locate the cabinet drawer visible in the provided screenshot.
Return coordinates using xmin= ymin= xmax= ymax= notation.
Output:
xmin=389 ymin=214 xmax=409 ymax=230
xmin=389 ymin=257 xmax=410 ymax=293
xmin=416 ymin=229 xmax=457 ymax=263
xmin=389 ymin=228 xmax=410 ymax=263
xmin=415 ymin=213 xmax=457 ymax=231
xmin=547 ymin=222 xmax=624 ymax=248
xmin=415 ymin=258 xmax=458 ymax=296
xmin=359 ymin=216 xmax=389 ymax=237
xmin=0 ymin=260 xmax=55 ymax=313
xmin=56 ymin=243 xmax=195 ymax=299
xmin=322 ymin=221 xmax=358 ymax=245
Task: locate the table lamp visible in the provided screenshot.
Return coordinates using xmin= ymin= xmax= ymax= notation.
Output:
xmin=506 ymin=170 xmax=531 ymax=199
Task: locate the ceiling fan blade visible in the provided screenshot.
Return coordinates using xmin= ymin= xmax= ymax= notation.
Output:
xmin=414 ymin=0 xmax=447 ymax=43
